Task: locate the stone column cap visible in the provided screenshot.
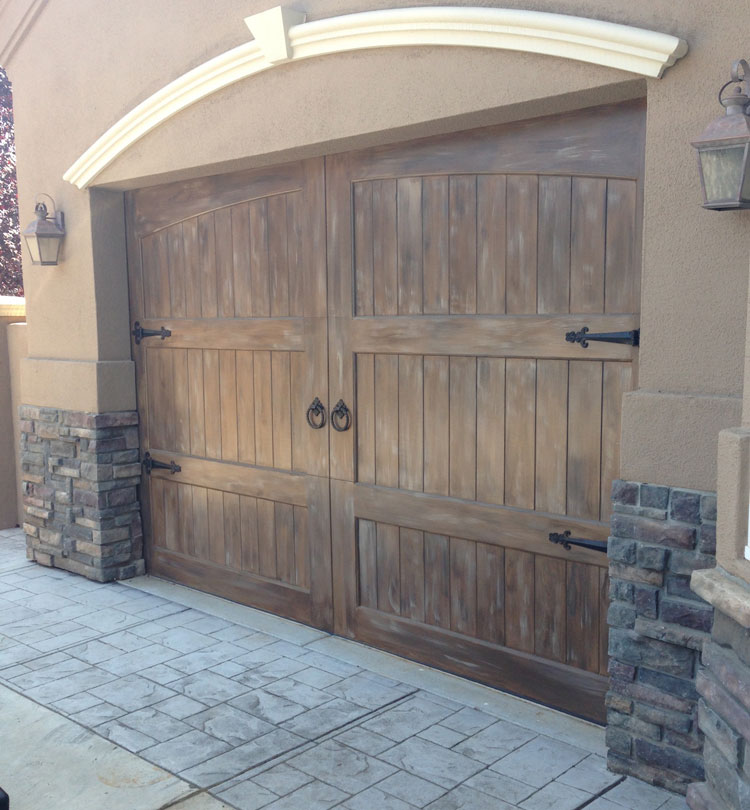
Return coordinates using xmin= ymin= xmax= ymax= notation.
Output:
xmin=691 ymin=567 xmax=750 ymax=629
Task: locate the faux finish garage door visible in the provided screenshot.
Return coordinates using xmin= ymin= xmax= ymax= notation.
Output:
xmin=127 ymin=100 xmax=644 ymax=722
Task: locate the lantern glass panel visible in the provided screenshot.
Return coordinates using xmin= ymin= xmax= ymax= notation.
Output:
xmin=699 ymin=145 xmax=746 ymax=204
xmin=38 ymin=236 xmax=62 ymax=265
xmin=23 ymin=234 xmax=42 ymax=265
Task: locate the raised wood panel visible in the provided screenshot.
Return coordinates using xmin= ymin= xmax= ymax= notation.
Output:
xmin=148 ymin=348 xmax=298 ymax=472
xmin=150 ymin=479 xmax=311 ymax=589
xmin=354 ymin=517 xmax=607 ymax=674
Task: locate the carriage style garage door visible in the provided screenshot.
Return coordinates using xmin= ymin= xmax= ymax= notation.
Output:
xmin=127 ymin=100 xmax=644 ymax=722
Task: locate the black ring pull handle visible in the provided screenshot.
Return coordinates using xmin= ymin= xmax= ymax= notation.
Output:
xmin=306 ymin=398 xmax=326 ymax=429
xmin=331 ymin=399 xmax=352 ymax=432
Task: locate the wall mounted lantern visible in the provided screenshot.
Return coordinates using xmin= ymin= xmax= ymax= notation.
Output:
xmin=22 ymin=194 xmax=66 ymax=265
xmin=692 ymin=59 xmax=750 ymax=210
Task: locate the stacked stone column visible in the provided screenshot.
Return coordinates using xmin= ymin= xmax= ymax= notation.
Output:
xmin=20 ymin=406 xmax=144 ymax=581
xmin=606 ymin=480 xmax=717 ymax=793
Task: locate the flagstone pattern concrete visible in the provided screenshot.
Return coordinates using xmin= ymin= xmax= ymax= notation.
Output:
xmin=0 ymin=527 xmax=687 ymax=810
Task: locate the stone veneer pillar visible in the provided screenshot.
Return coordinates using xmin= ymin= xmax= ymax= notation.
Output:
xmin=606 ymin=480 xmax=717 ymax=794
xmin=687 ymin=568 xmax=750 ymax=810
xmin=20 ymin=406 xmax=145 ymax=581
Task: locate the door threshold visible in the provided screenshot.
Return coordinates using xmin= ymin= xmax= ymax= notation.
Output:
xmin=121 ymin=573 xmax=605 ymax=755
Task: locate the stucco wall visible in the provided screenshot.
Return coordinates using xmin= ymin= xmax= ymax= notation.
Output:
xmin=2 ymin=0 xmax=749 ymax=493
xmin=0 ymin=302 xmax=26 ymax=529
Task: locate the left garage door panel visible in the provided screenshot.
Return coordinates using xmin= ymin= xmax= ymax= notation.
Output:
xmin=126 ymin=158 xmax=333 ymax=630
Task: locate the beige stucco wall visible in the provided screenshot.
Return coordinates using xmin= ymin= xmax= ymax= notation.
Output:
xmin=2 ymin=0 xmax=749 ymax=495
xmin=0 ymin=301 xmax=26 ymax=529
xmin=7 ymin=322 xmax=27 ymax=527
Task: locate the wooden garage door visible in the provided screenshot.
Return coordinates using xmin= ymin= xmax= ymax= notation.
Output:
xmin=126 ymin=159 xmax=333 ymax=630
xmin=327 ymin=101 xmax=644 ymax=722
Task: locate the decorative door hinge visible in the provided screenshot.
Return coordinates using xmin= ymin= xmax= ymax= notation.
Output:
xmin=132 ymin=322 xmax=172 ymax=345
xmin=549 ymin=530 xmax=608 ymax=553
xmin=565 ymin=327 xmax=639 ymax=348
xmin=142 ymin=452 xmax=181 ymax=475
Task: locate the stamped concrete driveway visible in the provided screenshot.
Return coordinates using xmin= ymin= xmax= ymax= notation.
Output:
xmin=0 ymin=527 xmax=686 ymax=810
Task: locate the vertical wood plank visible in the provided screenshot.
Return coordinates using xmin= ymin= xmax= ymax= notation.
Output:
xmin=150 ymin=477 xmax=166 ymax=548
xmin=354 ymin=182 xmax=374 ymax=316
xmin=287 ymin=192 xmax=305 ymax=317
xmin=177 ymin=484 xmax=193 ymax=557
xmin=294 ymin=505 xmax=310 ymax=589
xmin=476 ymin=543 xmax=505 ymax=645
xmin=220 ymin=350 xmax=238 ymax=462
xmin=476 ymin=357 xmax=505 ymax=505
xmin=183 ymin=217 xmax=202 ymax=319
xmin=376 ymin=522 xmax=401 ymax=615
xmin=535 ymin=360 xmax=568 ymax=515
xmin=506 ymin=175 xmax=538 ymax=314
xmin=424 ymin=533 xmax=451 ymax=629
xmin=203 ymin=349 xmax=222 ymax=460
xmin=534 ymin=556 xmax=566 ymax=662
xmin=397 ymin=177 xmax=423 ymax=315
xmin=250 ymin=197 xmax=270 ymax=317
xmin=254 ymin=351 xmax=274 ymax=467
xmin=240 ymin=495 xmax=259 ymax=573
xmin=505 ymin=549 xmax=535 ymax=653
xmin=570 ymin=178 xmax=606 ymax=313
xmin=207 ymin=488 xmax=225 ymax=566
xmin=358 ymin=519 xmax=378 ymax=609
xmin=450 ymin=537 xmax=477 ymax=636
xmin=198 ymin=212 xmax=218 ymax=318
xmin=153 ymin=230 xmax=171 ymax=318
xmin=275 ymin=502 xmax=296 ymax=584
xmin=568 ymin=360 xmax=603 ymax=520
xmin=605 ymin=179 xmax=638 ymax=313
xmin=214 ymin=206 xmax=234 ymax=318
xmin=357 ymin=354 xmax=375 ymax=484
xmin=290 ymin=350 xmax=309 ymax=474
xmin=167 ymin=223 xmax=186 ymax=319
xmin=567 ymin=561 xmax=601 ymax=672
xmin=477 ymin=175 xmax=506 ymax=315
xmin=172 ymin=349 xmax=191 ymax=455
xmin=373 ymin=179 xmax=398 ymax=315
xmin=449 ymin=175 xmax=477 ymax=314
xmin=187 ymin=348 xmax=205 ymax=457
xmin=400 ymin=528 xmax=425 ymax=622
xmin=601 ymin=362 xmax=632 ymax=521
xmin=141 ymin=234 xmax=162 ymax=320
xmin=537 ymin=176 xmax=571 ymax=315
xmin=147 ymin=349 xmax=170 ymax=450
xmin=398 ymin=355 xmax=424 ymax=492
xmin=192 ymin=486 xmax=209 ymax=561
xmin=268 ymin=194 xmax=290 ymax=317
xmin=232 ymin=202 xmax=252 ymax=317
xmin=257 ymin=498 xmax=277 ymax=579
xmin=223 ymin=492 xmax=242 ymax=569
xmin=375 ymin=355 xmax=399 ymax=488
xmin=424 ymin=356 xmax=450 ymax=496
xmin=505 ymin=359 xmax=536 ymax=509
xmin=422 ymin=176 xmax=449 ymax=314
xmin=236 ymin=351 xmax=256 ymax=465
xmin=271 ymin=352 xmax=292 ymax=470
xmin=449 ymin=357 xmax=477 ymax=501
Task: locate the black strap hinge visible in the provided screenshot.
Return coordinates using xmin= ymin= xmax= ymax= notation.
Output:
xmin=142 ymin=452 xmax=181 ymax=475
xmin=566 ymin=327 xmax=639 ymax=348
xmin=132 ymin=322 xmax=172 ymax=345
xmin=549 ymin=530 xmax=608 ymax=553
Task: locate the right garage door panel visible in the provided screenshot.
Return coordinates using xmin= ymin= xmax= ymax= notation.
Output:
xmin=329 ymin=101 xmax=645 ymax=722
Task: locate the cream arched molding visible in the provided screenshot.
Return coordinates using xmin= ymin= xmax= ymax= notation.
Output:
xmin=63 ymin=5 xmax=687 ymax=189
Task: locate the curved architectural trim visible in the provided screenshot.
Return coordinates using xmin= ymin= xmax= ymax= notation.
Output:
xmin=64 ymin=6 xmax=687 ymax=189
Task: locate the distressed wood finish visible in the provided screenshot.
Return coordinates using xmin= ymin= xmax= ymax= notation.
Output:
xmin=130 ymin=103 xmax=644 ymax=722
xmin=128 ymin=159 xmax=332 ymax=630
xmin=328 ymin=101 xmax=644 ymax=722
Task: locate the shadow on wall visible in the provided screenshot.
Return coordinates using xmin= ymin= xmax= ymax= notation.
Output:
xmin=0 ymin=298 xmax=26 ymax=529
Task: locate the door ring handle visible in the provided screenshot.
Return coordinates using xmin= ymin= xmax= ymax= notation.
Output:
xmin=331 ymin=399 xmax=352 ymax=432
xmin=306 ymin=398 xmax=326 ymax=429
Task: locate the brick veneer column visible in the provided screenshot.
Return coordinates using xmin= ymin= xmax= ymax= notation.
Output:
xmin=606 ymin=480 xmax=717 ymax=793
xmin=20 ymin=406 xmax=145 ymax=581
